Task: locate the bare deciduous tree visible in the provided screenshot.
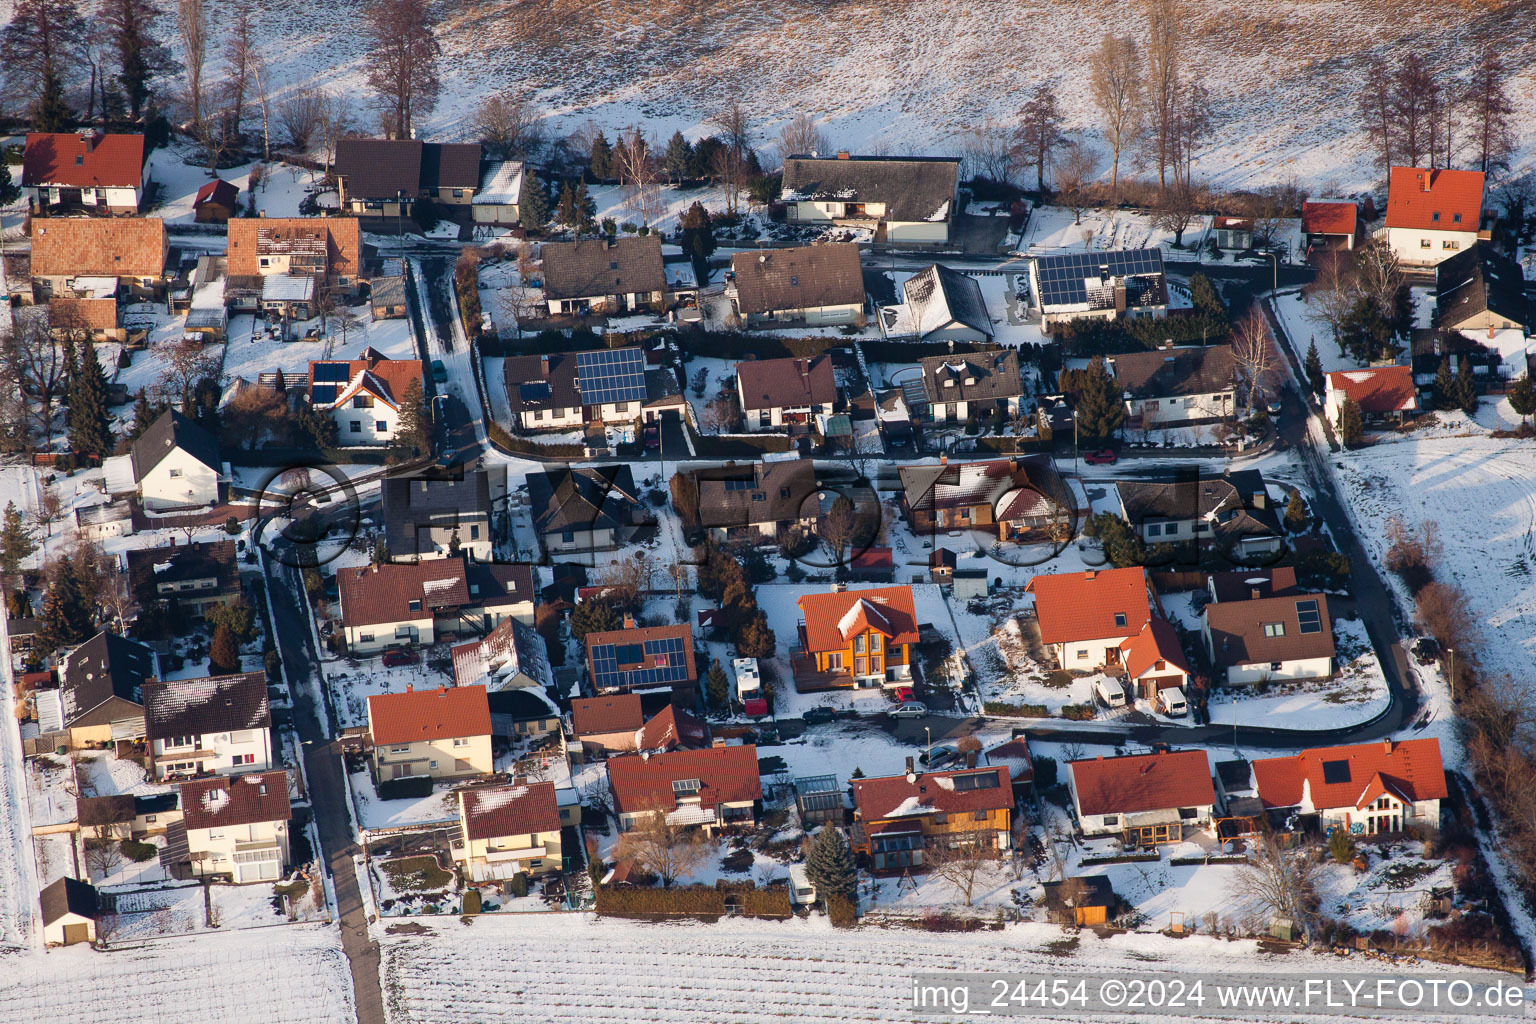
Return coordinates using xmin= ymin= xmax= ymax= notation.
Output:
xmin=1153 ymin=180 xmax=1199 ymax=247
xmin=1234 ymin=834 xmax=1321 ymax=939
xmin=1230 ymin=308 xmax=1279 ymax=411
xmin=1054 ymin=139 xmax=1102 ymax=224
xmin=1089 ymin=33 xmax=1142 ymax=195
xmin=959 ymin=121 xmax=1016 ymax=185
xmin=363 ymin=0 xmax=441 ymax=140
xmin=614 ymin=812 xmax=710 ymax=888
xmin=175 ymin=0 xmax=207 ymax=126
xmin=3 ymin=310 xmax=67 ymax=445
xmin=1168 ymin=80 xmax=1211 ymax=190
xmin=157 ymin=338 xmax=220 ymax=410
xmin=1357 ymin=57 xmax=1396 ymax=173
xmin=613 ymin=126 xmax=660 ymax=226
xmin=474 ymin=93 xmax=545 ymax=161
xmin=1013 ymin=84 xmax=1065 ymax=191
xmin=1142 ymin=0 xmax=1183 ymax=190
xmin=1414 ymin=581 xmax=1476 ymax=652
xmin=221 ymin=0 xmax=256 ymax=135
xmin=1391 ymin=53 xmax=1438 ymax=170
xmin=1304 ymin=249 xmax=1357 ymax=351
xmin=926 ymin=832 xmax=1000 ymax=907
xmin=702 ymin=391 xmax=740 ymax=434
xmin=778 ymin=113 xmax=829 ymax=162
xmin=191 ymin=105 xmax=235 ymax=174
xmin=1464 ymin=48 xmax=1514 ymax=175
xmin=317 ymin=90 xmax=355 ymax=175
xmin=84 ymin=838 xmax=123 ymax=881
xmin=278 ymin=87 xmax=327 ymax=151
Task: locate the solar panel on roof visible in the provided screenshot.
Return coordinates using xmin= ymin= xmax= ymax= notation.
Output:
xmin=1032 ymin=249 xmax=1165 ymax=308
xmin=519 ymin=381 xmax=551 ymax=402
xmin=312 ymin=362 xmax=350 ymax=382
xmin=576 ymin=348 xmax=646 ymax=406
xmin=310 ymin=384 xmax=338 ymax=404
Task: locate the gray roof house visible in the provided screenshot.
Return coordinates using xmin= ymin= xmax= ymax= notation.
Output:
xmin=781 ymin=155 xmax=960 ymax=244
xmin=1108 ymin=345 xmax=1238 ymax=428
xmin=1114 ymin=469 xmax=1283 ymax=556
xmin=48 ymin=631 xmax=157 ymax=739
xmin=381 ymin=471 xmax=494 ymax=562
xmin=918 ymin=350 xmax=1024 ymax=423
xmin=526 ymin=465 xmax=649 ymax=555
xmin=694 ymin=459 xmax=820 ymax=542
xmin=727 ymin=244 xmax=866 ymax=329
xmin=880 ymin=263 xmax=992 ymax=342
xmin=541 ymin=236 xmax=666 ymax=315
xmin=128 ymin=410 xmax=224 ymax=512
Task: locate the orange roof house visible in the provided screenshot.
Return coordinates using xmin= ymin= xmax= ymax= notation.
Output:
xmin=1251 ymin=738 xmax=1446 ymax=835
xmin=1384 ymin=167 xmax=1484 ymax=233
xmin=1118 ymin=619 xmax=1190 ymax=699
xmin=366 ymin=684 xmax=494 ymax=781
xmin=30 ymin=217 xmax=167 ymax=282
xmin=1324 ymin=366 xmax=1419 ymax=429
xmin=793 ymin=586 xmax=920 ymax=692
xmin=1301 ymin=200 xmax=1359 ymax=248
xmin=227 ymin=216 xmax=362 ymax=283
xmin=606 ymin=745 xmax=761 ymax=831
xmin=1024 ymin=567 xmax=1156 ymax=672
xmin=23 ymin=132 xmax=146 ymax=213
xmin=1068 ymin=749 xmax=1215 ymax=843
xmin=851 ymin=765 xmax=1013 ymax=870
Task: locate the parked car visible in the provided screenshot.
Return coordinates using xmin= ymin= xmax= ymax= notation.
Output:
xmin=802 ymin=706 xmax=836 ymax=724
xmin=889 ymin=686 xmax=916 ymax=704
xmin=920 ymin=743 xmax=959 ymax=768
xmin=382 ymin=649 xmax=419 ymax=667
xmin=431 ymin=359 xmax=448 ymax=384
xmin=1412 ymin=637 xmax=1441 ymax=665
xmin=888 ymin=702 xmax=927 ymax=719
xmin=1266 ymin=400 xmax=1283 ymax=416
xmin=1083 ymin=448 xmax=1117 ymax=465
xmin=1157 ymin=686 xmax=1189 ymax=717
xmin=1093 ymin=677 xmax=1127 ymax=709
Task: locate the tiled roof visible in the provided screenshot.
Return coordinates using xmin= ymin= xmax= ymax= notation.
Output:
xmin=1024 ymin=568 xmax=1153 ymax=645
xmin=1114 ymin=471 xmax=1282 ymax=541
xmin=180 ymin=771 xmax=290 ymax=831
xmin=606 ymin=744 xmax=761 ymax=816
xmin=126 ymin=539 xmax=239 ymax=604
xmin=1435 ymin=243 xmax=1530 ymax=329
xmin=128 ymin=408 xmax=222 ymax=479
xmin=1208 ymin=566 xmax=1298 ymax=603
xmin=47 ymin=296 xmax=117 ymax=331
xmin=1326 ymin=367 xmax=1419 ymax=414
xmin=635 ymin=705 xmax=711 ymax=752
xmin=1301 ymin=201 xmax=1358 ymax=237
xmin=1205 ymin=592 xmax=1335 ymax=668
xmin=984 ymin=738 xmax=1035 ymax=782
xmin=39 ymin=877 xmax=99 ymax=924
xmin=899 ymin=457 xmax=1077 ymax=520
xmin=337 ymin=559 xmax=469 ymax=628
xmin=334 ymin=139 xmax=424 ymax=198
xmin=735 ymin=355 xmax=837 ymax=412
xmin=730 ymin=244 xmax=865 ymax=315
xmin=919 ymin=350 xmax=1024 ymax=404
xmin=570 ymin=694 xmax=644 ymax=736
xmin=1108 ymin=345 xmax=1237 ymax=399
xmin=30 ymin=216 xmax=166 ymax=278
xmin=465 ymin=562 xmax=536 ymax=609
xmin=796 ymin=586 xmax=920 ymax=653
xmin=853 ymin=766 xmax=1012 ymax=821
xmin=419 ymin=143 xmax=482 ymax=190
xmin=460 ymin=781 xmax=561 ymax=841
xmin=542 ymin=236 xmax=665 ymax=300
xmin=309 ymin=352 xmax=422 ymax=410
xmin=504 ymin=351 xmax=581 ymax=414
xmin=367 ymin=684 xmax=491 ymax=746
xmin=1251 ymin=738 xmax=1446 ymax=811
xmin=227 ymin=217 xmax=361 ymax=278
xmin=697 ymin=459 xmax=819 ymax=529
xmin=24 ymin=132 xmax=143 ymax=189
xmin=584 ymin=623 xmax=698 ymax=687
xmin=143 ymin=671 xmax=270 ymax=741
xmin=896 ymin=263 xmax=992 ymax=339
xmin=1119 ymin=619 xmax=1189 ymax=681
xmin=1069 ymin=750 xmax=1214 ymax=817
xmin=60 ymin=631 xmax=155 ymax=727
xmin=193 ymin=179 xmax=238 ymax=209
xmin=1385 ymin=167 xmax=1484 ymax=232
xmin=381 ymin=471 xmax=492 ymax=555
xmin=781 ymin=156 xmax=959 ymax=222
xmin=527 ymin=464 xmax=641 ymax=536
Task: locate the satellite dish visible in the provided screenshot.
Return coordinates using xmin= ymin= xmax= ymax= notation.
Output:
xmin=905 ymin=772 xmax=917 ymax=784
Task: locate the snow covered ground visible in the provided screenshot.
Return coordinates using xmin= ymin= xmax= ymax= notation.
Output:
xmin=1205 ymin=618 xmax=1391 ymax=731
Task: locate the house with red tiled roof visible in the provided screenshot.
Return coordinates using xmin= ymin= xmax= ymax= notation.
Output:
xmin=308 ymin=349 xmax=425 ymax=446
xmin=1067 ymin=749 xmax=1215 ymax=846
xmin=735 ymin=355 xmax=838 ymax=432
xmin=1323 ymin=366 xmax=1419 ymax=431
xmin=179 ymin=771 xmax=291 ymax=883
xmin=336 ymin=558 xmax=470 ymax=654
xmin=1024 ymin=567 xmax=1158 ymax=672
xmin=23 ymin=132 xmax=148 ymax=214
xmin=569 ymin=695 xmax=645 ymax=759
xmin=366 ymin=684 xmax=493 ymax=781
xmin=793 ymin=585 xmax=921 ymax=692
xmin=584 ymin=621 xmax=699 ymax=705
xmin=850 ymin=764 xmax=1013 ymax=871
xmin=29 ymin=216 xmax=169 ymax=300
xmin=1251 ymin=738 xmax=1446 ymax=836
xmin=634 ymin=705 xmax=711 ymax=754
xmin=606 ymin=744 xmax=761 ymax=832
xmin=1301 ymin=200 xmax=1360 ymax=251
xmin=454 ymin=781 xmax=564 ymax=881
xmin=1203 ymin=590 xmax=1334 ymax=686
xmin=1118 ymin=619 xmax=1191 ymax=700
xmin=193 ymin=179 xmax=239 ymax=223
xmin=1380 ymin=167 xmax=1486 ymax=268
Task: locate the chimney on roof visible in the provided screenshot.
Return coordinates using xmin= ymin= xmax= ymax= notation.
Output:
xmin=836 ymin=151 xmax=850 ymax=160
xmin=258 ymin=210 xmax=266 ymax=218
xmin=406 ymin=684 xmax=414 ymax=692
xmin=1251 ymin=587 xmax=1262 ymax=600
xmin=1420 ymin=171 xmax=1432 ymax=192
xmin=1384 ymin=738 xmax=1394 ymax=754
xmin=938 ymin=454 xmax=947 ymax=465
xmin=713 ymin=737 xmax=726 ymax=748
xmin=905 ymin=756 xmax=915 ymax=774
xmin=622 ymin=615 xmax=636 ymax=629
xmin=1252 ymin=490 xmax=1266 ymax=509
xmin=438 ymin=686 xmax=447 ymax=695
xmin=84 ymin=132 xmax=97 ymax=153
xmin=1084 ymin=570 xmax=1096 ymax=581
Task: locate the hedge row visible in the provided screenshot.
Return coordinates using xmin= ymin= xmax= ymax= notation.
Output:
xmin=378 ymin=776 xmax=435 ymax=800
xmin=983 ymin=701 xmax=1050 ymax=718
xmin=595 ymin=883 xmax=792 ymax=920
xmin=486 ymin=421 xmax=585 ymax=459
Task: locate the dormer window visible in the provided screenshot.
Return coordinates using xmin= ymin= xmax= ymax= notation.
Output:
xmin=1431 ymin=211 xmax=1440 ymax=222
xmin=408 ymin=599 xmax=422 ymax=612
xmin=1452 ymin=212 xmax=1462 ymax=224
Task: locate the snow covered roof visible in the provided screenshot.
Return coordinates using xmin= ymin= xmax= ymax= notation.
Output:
xmin=72 ymin=276 xmax=119 ymax=299
xmin=474 ymin=160 xmax=525 ymax=206
xmin=261 ymin=273 xmax=315 ymax=302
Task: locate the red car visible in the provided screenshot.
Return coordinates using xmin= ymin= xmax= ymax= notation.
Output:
xmin=1083 ymin=448 xmax=1117 ymax=465
xmin=890 ymin=686 xmax=916 ymax=703
xmin=382 ymin=649 xmax=419 ymax=667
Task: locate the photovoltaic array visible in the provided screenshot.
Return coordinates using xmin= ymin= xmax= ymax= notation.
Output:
xmin=576 ymin=348 xmax=647 ymax=406
xmin=1031 ymin=249 xmax=1164 ymax=306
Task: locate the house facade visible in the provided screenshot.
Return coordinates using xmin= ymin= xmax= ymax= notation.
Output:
xmin=585 ymin=622 xmax=698 ymax=705
xmin=1114 ymin=471 xmax=1284 ymax=557
xmin=336 ymin=559 xmax=470 ymax=653
xmin=1302 ymin=200 xmax=1359 ymax=251
xmin=898 ymin=457 xmax=1084 ymax=542
xmin=381 ymin=472 xmax=494 ymax=562
xmin=878 ymin=263 xmax=992 ymax=342
xmin=40 ymin=877 xmax=99 ymax=946
xmin=1379 ymin=167 xmax=1486 ymax=268
xmin=503 ymin=348 xmax=659 ymax=431
xmin=1024 ymin=567 xmax=1157 ymax=672
xmin=180 ymin=771 xmax=291 ymax=883
xmin=1324 ymin=367 xmax=1420 ymax=429
xmin=541 ymin=236 xmax=666 ymax=314
xmin=793 ymin=586 xmax=919 ymax=691
xmin=570 ymin=694 xmax=645 ymax=759
xmin=1252 ymin=738 xmax=1446 ymax=835
xmin=850 ymin=765 xmax=1012 ymax=871
xmin=454 ymin=781 xmax=564 ymax=881
xmin=736 ymin=355 xmax=838 ymax=431
xmin=1435 ymin=244 xmax=1530 ymax=335
xmin=1028 ymin=249 xmax=1168 ymax=332
xmin=1109 ymin=345 xmax=1238 ymax=428
xmin=47 ymin=631 xmax=156 ymax=745
xmin=918 ymin=350 xmax=1024 ymax=423
xmin=472 ymin=160 xmax=524 ymax=225
xmin=29 ymin=216 xmax=168 ymax=300
xmin=780 ymin=155 xmax=960 ymax=245
xmin=142 ymin=672 xmax=274 ymax=781
xmin=1204 ymin=592 xmax=1335 ymax=686
xmin=308 ymin=351 xmax=425 ymax=447
xmin=333 ymin=139 xmax=482 ymax=216
xmin=367 ymin=685 xmax=494 ymax=782
xmin=1068 ymin=750 xmax=1216 ymax=846
xmin=129 ymin=410 xmax=223 ymax=512
xmin=606 ymin=744 xmax=762 ymax=832
xmin=226 ymin=217 xmax=364 ymax=305
xmin=23 ymin=131 xmax=147 ymax=214
xmin=727 ymin=244 xmax=865 ymax=328
xmin=126 ymin=539 xmax=240 ymax=619
xmin=526 ymin=464 xmax=647 ymax=556
xmin=1118 ymin=619 xmax=1192 ymax=699
xmin=694 ymin=459 xmax=819 ymax=542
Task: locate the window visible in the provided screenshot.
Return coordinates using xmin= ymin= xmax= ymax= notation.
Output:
xmin=528 ymin=859 xmax=542 ymax=868
xmin=470 ymin=525 xmax=480 ymax=540
xmin=933 ymin=813 xmax=947 ymax=825
xmin=1178 ymin=807 xmax=1199 ymax=820
xmin=1443 ymin=240 xmax=1459 ymax=250
xmin=790 ymin=276 xmax=799 ymax=286
xmin=376 ymin=420 xmax=387 ymax=432
xmin=827 ymin=652 xmax=843 ymax=670
xmin=1184 ymin=397 xmax=1195 ymax=407
xmin=951 ymin=772 xmax=1000 ymax=792
xmin=452 ymin=189 xmax=465 ymax=198
xmin=1452 ymin=212 xmax=1462 ymax=224
xmin=1271 ymin=661 xmax=1283 ymax=671
xmin=1420 ymin=238 xmax=1431 ymax=249
xmin=1076 ymin=649 xmax=1088 ymax=660
xmin=360 ymin=632 xmax=374 ymax=642
xmin=855 ymin=657 xmax=866 ymax=675
xmin=408 ymin=599 xmax=422 ymax=612
xmin=389 ymin=745 xmax=410 ymax=754
xmin=145 ymin=815 xmax=157 ymax=823
xmin=672 ymin=778 xmax=702 ymax=795
xmin=1431 ymin=211 xmax=1441 ymax=222
xmin=395 ymin=625 xmax=413 ymax=639
xmin=1114 ymin=612 xmax=1127 ymax=628
xmin=870 ymin=634 xmax=881 ymax=652
xmin=973 ymin=811 xmax=988 ymax=821
xmin=167 ymin=736 xmax=195 ymax=749
xmin=561 ymin=530 xmax=575 ymax=543
xmin=1163 ymin=523 xmax=1178 ymax=536
xmin=75 ymin=154 xmax=84 ymax=165
xmin=429 ymin=760 xmax=438 ymax=770
xmin=169 ymin=468 xmax=183 ymax=479
xmin=854 ymin=635 xmax=866 ymax=653
xmin=1263 ymin=622 xmax=1285 ymax=637
xmin=1102 ymin=815 xmax=1119 ymax=827
xmin=452 ymin=738 xmax=469 ymax=748
xmin=232 ymin=754 xmax=256 ymax=766
xmin=352 ymin=396 xmax=373 ymax=409
xmin=1146 ymin=523 xmax=1161 ymax=537
xmin=351 ymin=421 xmax=362 ymax=433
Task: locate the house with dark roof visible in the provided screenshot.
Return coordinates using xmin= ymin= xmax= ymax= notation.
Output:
xmin=367 ymin=684 xmax=493 ymax=781
xmin=1207 ymin=565 xmax=1299 ymax=604
xmin=735 ymin=355 xmax=838 ymax=432
xmin=1211 ymin=216 xmax=1254 ymax=250
xmin=898 ymin=457 xmax=1085 ymax=542
xmin=381 ymin=471 xmax=493 ymax=562
xmin=879 ymin=263 xmax=992 ymax=342
xmin=526 ymin=464 xmax=648 ymax=556
xmin=1323 ymin=366 xmax=1419 ymax=429
xmin=485 ymin=687 xmax=561 ymax=741
xmin=335 ymin=558 xmax=470 ymax=653
xmin=1381 ymin=166 xmax=1485 ymax=268
xmin=1252 ymin=738 xmax=1446 ymax=835
xmin=125 ymin=539 xmax=240 ymax=619
xmin=333 ymin=138 xmax=483 ymax=216
xmin=1067 ymin=749 xmax=1215 ymax=845
xmin=129 ymin=409 xmax=224 ymax=511
xmin=984 ymin=737 xmax=1036 ymax=797
xmin=40 ymin=877 xmax=99 ymax=945
xmin=1027 ymin=248 xmax=1168 ymax=332
xmin=1114 ymin=470 xmax=1283 ymax=556
xmin=1302 ymin=200 xmax=1360 ymax=251
xmin=781 ymin=154 xmax=960 ymax=244
xmin=179 ymin=771 xmax=291 ymax=883
xmin=793 ymin=585 xmax=920 ymax=691
xmin=142 ymin=672 xmax=273 ymax=781
xmin=1435 ymin=243 xmax=1530 ymax=335
xmin=77 ymin=794 xmax=136 ymax=840
xmin=454 ymin=781 xmax=564 ymax=881
xmin=1203 ymin=590 xmax=1335 ymax=686
xmin=463 ymin=562 xmax=537 ymax=630
xmin=501 ymin=346 xmax=679 ymax=432
xmin=307 ymin=349 xmax=425 ymax=447
xmin=23 ymin=131 xmax=147 ymax=214
xmin=451 ymin=617 xmax=541 ymax=695
xmin=1108 ymin=345 xmax=1238 ymax=428
xmin=42 ymin=631 xmax=156 ymax=744
xmin=541 ymin=236 xmax=666 ymax=315
xmin=727 ymin=244 xmax=865 ymax=328
xmin=1023 ymin=567 xmax=1157 ymax=672
xmin=29 ymin=216 xmax=168 ymax=301
xmin=585 ymin=621 xmax=698 ymax=705
xmin=606 ymin=744 xmax=761 ymax=832
xmin=193 ymin=179 xmax=239 ymax=223
xmin=918 ymin=350 xmax=1023 ymax=423
xmin=850 ymin=765 xmax=1012 ymax=871
xmin=693 ymin=459 xmax=820 ymax=542
xmin=570 ymin=694 xmax=646 ymax=758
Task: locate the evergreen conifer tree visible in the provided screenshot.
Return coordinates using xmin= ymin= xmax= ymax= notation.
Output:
xmin=588 ymin=133 xmax=613 ymax=180
xmin=1338 ymin=396 xmax=1364 ymax=447
xmin=392 ymin=378 xmax=431 ymax=461
xmin=1070 ymin=357 xmax=1126 ymax=442
xmin=1303 ymin=339 xmax=1325 ymax=397
xmin=518 ymin=169 xmax=550 ymax=231
xmin=1433 ymin=358 xmax=1458 ymax=411
xmin=1508 ymin=375 xmax=1536 ymax=426
xmin=1284 ymin=489 xmax=1308 ymax=533
xmin=36 ymin=555 xmax=92 ymax=653
xmin=804 ymin=825 xmax=857 ymax=902
xmin=705 ymin=660 xmax=730 ymax=709
xmin=0 ymin=501 xmax=37 ymax=575
xmin=0 ymin=159 xmax=19 ymax=209
xmin=68 ymin=339 xmax=113 ymax=459
xmin=663 ymin=131 xmax=692 ymax=184
xmin=209 ymin=622 xmax=241 ymax=675
xmin=34 ymin=69 xmax=72 ymax=132
xmin=1454 ymin=358 xmax=1479 ymax=416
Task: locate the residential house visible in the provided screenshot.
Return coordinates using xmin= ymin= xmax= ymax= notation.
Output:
xmin=486 ymin=689 xmax=561 ymax=741
xmin=984 ymin=737 xmax=1037 ymax=799
xmin=381 ymin=471 xmax=494 ymax=562
xmin=1324 ymin=367 xmax=1419 ymax=429
xmin=451 ymin=617 xmax=542 ymax=693
xmin=308 ymin=349 xmax=425 ymax=447
xmin=142 ymin=672 xmax=274 ymax=780
xmin=464 ymin=563 xmax=537 ymax=630
xmin=1380 ymin=167 xmax=1486 ymax=268
xmin=898 ymin=457 xmax=1085 ymax=542
xmin=526 ymin=464 xmax=648 ymax=555
xmin=366 ymin=684 xmax=494 ymax=781
xmin=371 ymin=275 xmax=408 ymax=319
xmin=585 ymin=622 xmax=699 ymax=705
xmin=133 ymin=792 xmax=182 ymax=836
xmin=193 ymin=179 xmax=239 ymax=223
xmin=472 ymin=160 xmax=524 ymax=225
xmin=40 ymin=631 xmax=156 ymax=745
xmin=40 ymin=878 xmax=99 ymax=946
xmin=541 ymin=236 xmax=666 ymax=315
xmin=1067 ymin=750 xmax=1216 ymax=845
xmin=850 ymin=765 xmax=1012 ymax=871
xmin=780 ymin=154 xmax=960 ymax=245
xmin=125 ymin=539 xmax=241 ymax=619
xmin=129 ymin=409 xmax=224 ymax=511
xmin=694 ymin=459 xmax=819 ymax=542
xmin=454 ymin=781 xmax=564 ymax=881
xmin=1114 ymin=471 xmax=1284 ymax=557
xmin=1204 ymin=591 xmax=1335 ymax=686
xmin=1109 ymin=345 xmax=1238 ymax=428
xmin=735 ymin=355 xmax=838 ymax=432
xmin=1252 ymin=738 xmax=1447 ymax=835
xmin=226 ymin=217 xmax=364 ymax=312
xmin=634 ymin=705 xmax=711 ymax=754
xmin=333 ymin=138 xmax=483 ymax=216
xmin=180 ymin=771 xmax=291 ymax=883
xmin=570 ymin=694 xmax=646 ymax=759
xmin=30 ymin=216 xmax=168 ymax=301
xmin=1435 ymin=244 xmax=1530 ymax=335
xmin=1207 ymin=565 xmax=1301 ymax=604
xmin=1211 ymin=217 xmax=1254 ymax=250
xmin=879 ymin=263 xmax=993 ymax=342
xmin=1118 ymin=619 xmax=1192 ymax=700
xmin=1028 ymin=249 xmax=1169 ymax=332
xmin=727 ymin=244 xmax=865 ymax=328
xmin=503 ymin=347 xmax=665 ymax=430
xmin=1302 ymin=200 xmax=1360 ymax=252
xmin=47 ymin=296 xmax=123 ymax=342
xmin=335 ymin=558 xmax=470 ymax=653
xmin=23 ymin=131 xmax=147 ymax=214
xmin=606 ymin=744 xmax=762 ymax=832
xmin=793 ymin=775 xmax=845 ymax=827
xmin=1023 ymin=567 xmax=1157 ymax=672
xmin=792 ymin=585 xmax=920 ymax=692
xmin=918 ymin=350 xmax=1024 ymax=424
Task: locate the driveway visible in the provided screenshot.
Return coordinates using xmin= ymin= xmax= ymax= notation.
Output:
xmin=951 ymin=212 xmax=1012 ymax=255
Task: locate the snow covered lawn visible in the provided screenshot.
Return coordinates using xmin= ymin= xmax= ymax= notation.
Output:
xmin=1205 ymin=618 xmax=1390 ymax=731
xmin=324 ymin=656 xmax=455 ymax=731
xmin=349 ymin=770 xmax=458 ymax=833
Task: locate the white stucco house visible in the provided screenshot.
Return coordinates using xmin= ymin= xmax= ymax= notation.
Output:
xmin=142 ymin=672 xmax=274 ymax=781
xmin=1068 ymin=750 xmax=1215 ymax=846
xmin=780 ymin=154 xmax=960 ymax=245
xmin=129 ymin=410 xmax=225 ymax=512
xmin=1253 ymin=739 xmax=1446 ymax=836
xmin=1378 ymin=166 xmax=1485 ymax=269
xmin=1023 ymin=567 xmax=1158 ymax=673
xmin=1204 ymin=591 xmax=1335 ymax=686
xmin=180 ymin=771 xmax=292 ymax=884
xmin=307 ymin=351 xmax=425 ymax=447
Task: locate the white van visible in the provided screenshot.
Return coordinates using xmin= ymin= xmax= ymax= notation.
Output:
xmin=1158 ymin=686 xmax=1189 ymax=717
xmin=787 ymin=865 xmax=816 ymax=908
xmin=1094 ymin=678 xmax=1127 ymax=708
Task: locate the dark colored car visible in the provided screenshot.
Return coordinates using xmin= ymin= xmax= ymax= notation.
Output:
xmin=802 ymin=706 xmax=836 ymax=724
xmin=431 ymin=359 xmax=448 ymax=384
xmin=382 ymin=649 xmax=420 ymax=667
xmin=1083 ymin=448 xmax=1117 ymax=465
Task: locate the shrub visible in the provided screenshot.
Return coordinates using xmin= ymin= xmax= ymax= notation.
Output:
xmin=1059 ymin=703 xmax=1096 ymax=721
xmin=225 ymin=516 xmax=242 ymax=535
xmin=982 ymin=701 xmax=1049 ymax=718
xmin=826 ymin=893 xmax=857 ymax=928
xmin=378 ymin=776 xmax=435 ymax=800
xmin=1327 ymin=828 xmax=1357 ymax=865
xmin=264 ymin=647 xmax=282 ymax=682
xmin=509 ymin=872 xmax=529 ymax=898
xmin=120 ymin=838 xmax=158 ymax=862
xmin=1385 ymin=518 xmax=1440 ymax=595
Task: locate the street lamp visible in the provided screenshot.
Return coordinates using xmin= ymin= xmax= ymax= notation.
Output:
xmin=924 ymin=726 xmax=932 ymax=768
xmin=1266 ymin=251 xmax=1278 ymax=294
xmin=1445 ymin=648 xmax=1456 ymax=701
